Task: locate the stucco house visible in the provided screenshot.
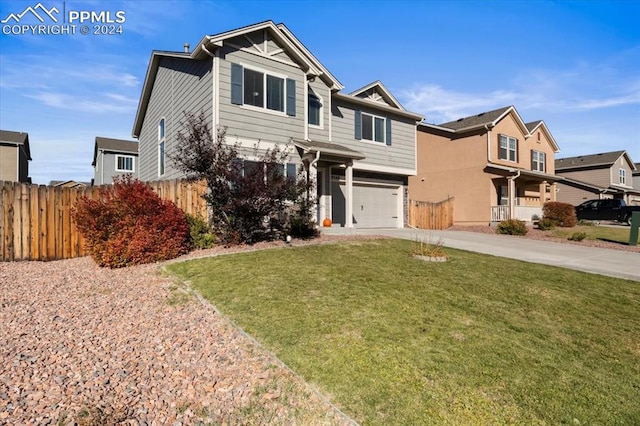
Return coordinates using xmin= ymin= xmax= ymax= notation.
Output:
xmin=409 ymin=106 xmax=561 ymax=225
xmin=92 ymin=137 xmax=139 ymax=185
xmin=131 ymin=21 xmax=423 ymax=227
xmin=554 ymin=150 xmax=639 ymax=206
xmin=0 ymin=130 xmax=32 ymax=183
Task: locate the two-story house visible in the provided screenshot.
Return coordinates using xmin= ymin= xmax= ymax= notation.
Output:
xmin=92 ymin=137 xmax=139 ymax=185
xmin=132 ymin=21 xmax=423 ymax=227
xmin=409 ymin=106 xmax=561 ymax=225
xmin=0 ymin=130 xmax=32 ymax=183
xmin=554 ymin=151 xmax=640 ymax=206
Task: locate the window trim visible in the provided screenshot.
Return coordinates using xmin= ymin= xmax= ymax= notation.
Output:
xmin=236 ymin=63 xmax=291 ymax=116
xmin=158 ymin=117 xmax=166 ymax=177
xmin=361 ymin=112 xmax=386 ymax=144
xmin=531 ymin=150 xmax=546 ymax=172
xmin=619 ymin=168 xmax=626 ymax=185
xmin=115 ymin=154 xmax=135 ymax=172
xmin=308 ymin=89 xmax=324 ymax=129
xmin=499 ymin=134 xmax=518 ymax=162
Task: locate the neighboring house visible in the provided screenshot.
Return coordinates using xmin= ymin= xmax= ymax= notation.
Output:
xmin=555 ymin=151 xmax=640 ymax=206
xmin=92 ymin=137 xmax=139 ymax=185
xmin=409 ymin=106 xmax=561 ymax=225
xmin=0 ymin=130 xmax=32 ymax=183
xmin=132 ymin=21 xmax=423 ymax=227
xmin=49 ymin=180 xmax=90 ymax=188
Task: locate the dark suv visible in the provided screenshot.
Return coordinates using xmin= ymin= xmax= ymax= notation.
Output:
xmin=575 ymin=199 xmax=640 ymax=224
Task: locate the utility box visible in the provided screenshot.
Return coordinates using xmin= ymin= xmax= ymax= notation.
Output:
xmin=630 ymin=211 xmax=640 ymax=246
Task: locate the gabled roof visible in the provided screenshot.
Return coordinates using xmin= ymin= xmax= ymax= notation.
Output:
xmin=555 ymin=150 xmax=635 ymax=171
xmin=349 ymin=81 xmax=406 ymax=111
xmin=634 ymin=163 xmax=640 ymax=175
xmin=134 ymin=20 xmax=344 ymax=137
xmin=0 ymin=129 xmax=31 ymax=160
xmin=276 ymin=23 xmax=343 ymax=91
xmin=438 ymin=106 xmax=513 ymax=131
xmin=93 ymin=137 xmax=138 ymax=166
xmin=292 ymin=138 xmax=365 ymax=160
xmin=419 ymin=106 xmax=560 ymax=152
xmin=333 ymin=92 xmax=424 ymax=120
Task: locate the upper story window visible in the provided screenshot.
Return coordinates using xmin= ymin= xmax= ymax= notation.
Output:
xmin=308 ymin=90 xmax=323 ymax=127
xmin=116 ymin=155 xmax=135 ymax=172
xmin=531 ymin=150 xmax=546 ymax=172
xmin=619 ymin=168 xmax=626 ymax=185
xmin=354 ymin=110 xmax=391 ymax=145
xmin=499 ymin=135 xmax=517 ymax=162
xmin=158 ymin=118 xmax=165 ymax=176
xmin=231 ymin=63 xmax=296 ymax=116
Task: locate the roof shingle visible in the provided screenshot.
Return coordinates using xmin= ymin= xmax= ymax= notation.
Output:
xmin=438 ymin=106 xmax=511 ymax=131
xmin=555 ymin=151 xmax=626 ymax=170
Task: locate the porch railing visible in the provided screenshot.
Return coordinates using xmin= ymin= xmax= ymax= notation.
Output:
xmin=491 ymin=205 xmax=543 ymax=222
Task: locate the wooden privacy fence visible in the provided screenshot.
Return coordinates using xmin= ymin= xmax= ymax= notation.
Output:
xmin=408 ymin=198 xmax=454 ymax=230
xmin=1 ymin=179 xmax=208 ymax=262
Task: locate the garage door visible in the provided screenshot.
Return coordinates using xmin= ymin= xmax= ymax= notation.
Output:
xmin=331 ymin=182 xmax=400 ymax=228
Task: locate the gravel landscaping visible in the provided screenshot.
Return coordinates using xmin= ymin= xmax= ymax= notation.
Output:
xmin=0 ymin=236 xmax=360 ymax=425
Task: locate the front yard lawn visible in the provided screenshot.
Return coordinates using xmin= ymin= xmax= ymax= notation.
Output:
xmin=551 ymin=224 xmax=638 ymax=245
xmin=167 ymin=239 xmax=640 ymax=425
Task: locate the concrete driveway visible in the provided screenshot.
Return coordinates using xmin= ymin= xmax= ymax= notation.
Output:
xmin=322 ymin=227 xmax=640 ymax=282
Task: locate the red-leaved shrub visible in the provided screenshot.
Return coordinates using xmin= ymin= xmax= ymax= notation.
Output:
xmin=542 ymin=201 xmax=577 ymax=228
xmin=72 ymin=176 xmax=190 ymax=267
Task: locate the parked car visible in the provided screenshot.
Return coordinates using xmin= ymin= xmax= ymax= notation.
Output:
xmin=575 ymin=199 xmax=640 ymax=225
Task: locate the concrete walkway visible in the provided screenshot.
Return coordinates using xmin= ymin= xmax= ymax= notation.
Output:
xmin=322 ymin=227 xmax=640 ymax=282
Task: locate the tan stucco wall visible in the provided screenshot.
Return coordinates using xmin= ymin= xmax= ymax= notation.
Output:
xmin=0 ymin=145 xmax=18 ymax=181
xmin=409 ymin=129 xmax=494 ymax=224
xmin=490 ymin=113 xmax=556 ymax=172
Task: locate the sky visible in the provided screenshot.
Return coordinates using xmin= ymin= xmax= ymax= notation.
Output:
xmin=0 ymin=0 xmax=638 ymax=184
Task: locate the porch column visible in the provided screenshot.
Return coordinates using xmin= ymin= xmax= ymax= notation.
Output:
xmin=326 ymin=166 xmax=332 ymax=221
xmin=308 ymin=160 xmax=319 ymax=224
xmin=550 ymin=183 xmax=557 ymax=201
xmin=508 ymin=176 xmax=516 ymax=220
xmin=345 ymin=161 xmax=353 ymax=227
xmin=539 ymin=181 xmax=548 ymax=206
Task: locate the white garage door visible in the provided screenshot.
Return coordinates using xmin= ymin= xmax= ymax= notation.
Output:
xmin=332 ymin=182 xmax=400 ymax=228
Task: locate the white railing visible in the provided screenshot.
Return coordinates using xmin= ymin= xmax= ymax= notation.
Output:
xmin=491 ymin=205 xmax=543 ymax=222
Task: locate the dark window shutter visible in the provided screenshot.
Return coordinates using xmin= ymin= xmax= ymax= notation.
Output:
xmin=385 ymin=117 xmax=392 ymax=146
xmin=354 ymin=110 xmax=362 ymax=140
xmin=286 ymin=162 xmax=297 ymax=177
xmin=231 ymin=63 xmax=243 ymax=105
xmin=286 ymin=79 xmax=296 ymax=116
xmin=531 ymin=150 xmax=535 ymax=169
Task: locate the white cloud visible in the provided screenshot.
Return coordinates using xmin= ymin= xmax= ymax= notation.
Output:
xmin=27 ymin=91 xmax=138 ymax=113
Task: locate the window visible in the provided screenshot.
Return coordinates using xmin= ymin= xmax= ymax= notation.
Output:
xmin=354 ymin=110 xmax=392 ymax=145
xmin=532 ymin=150 xmax=545 ymax=172
xmin=158 ymin=118 xmax=165 ymax=176
xmin=116 ymin=155 xmax=134 ymax=172
xmin=231 ymin=63 xmax=296 ymax=116
xmin=308 ymin=90 xmax=322 ymax=127
xmin=499 ymin=135 xmax=517 ymax=162
xmin=619 ymin=168 xmax=626 ymax=185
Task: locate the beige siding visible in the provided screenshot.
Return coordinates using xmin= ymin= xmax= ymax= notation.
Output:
xmin=556 ymin=168 xmax=611 ymax=189
xmin=555 ymin=182 xmax=612 ymax=205
xmin=331 ymin=99 xmax=416 ymax=172
xmin=0 ymin=145 xmax=18 ymax=181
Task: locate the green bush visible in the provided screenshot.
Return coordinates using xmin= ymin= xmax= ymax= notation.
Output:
xmin=542 ymin=202 xmax=577 ymax=227
xmin=537 ymin=217 xmax=556 ymax=231
xmin=185 ymin=214 xmax=216 ymax=249
xmin=496 ymin=219 xmax=528 ymax=236
xmin=568 ymin=232 xmax=587 ymax=242
xmin=577 ymin=219 xmax=595 ymax=226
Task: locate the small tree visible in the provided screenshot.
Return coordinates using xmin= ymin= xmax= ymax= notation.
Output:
xmin=170 ymin=112 xmax=315 ymax=244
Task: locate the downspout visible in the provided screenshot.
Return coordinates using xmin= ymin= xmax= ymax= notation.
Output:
xmin=201 ymin=43 xmax=217 ymax=137
xmin=485 ymin=124 xmax=492 ymax=162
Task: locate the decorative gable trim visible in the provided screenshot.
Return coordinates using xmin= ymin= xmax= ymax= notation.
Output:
xmin=349 ymin=80 xmax=406 ymax=111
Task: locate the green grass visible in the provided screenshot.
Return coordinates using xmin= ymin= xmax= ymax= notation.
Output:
xmin=167 ymin=239 xmax=640 ymax=425
xmin=551 ymin=225 xmax=638 ymax=244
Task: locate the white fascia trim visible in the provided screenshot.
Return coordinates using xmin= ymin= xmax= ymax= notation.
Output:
xmin=352 ymin=162 xmax=416 ymax=176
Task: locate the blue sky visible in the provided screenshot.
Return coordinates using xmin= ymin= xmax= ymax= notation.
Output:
xmin=1 ymin=0 xmax=638 ymax=184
